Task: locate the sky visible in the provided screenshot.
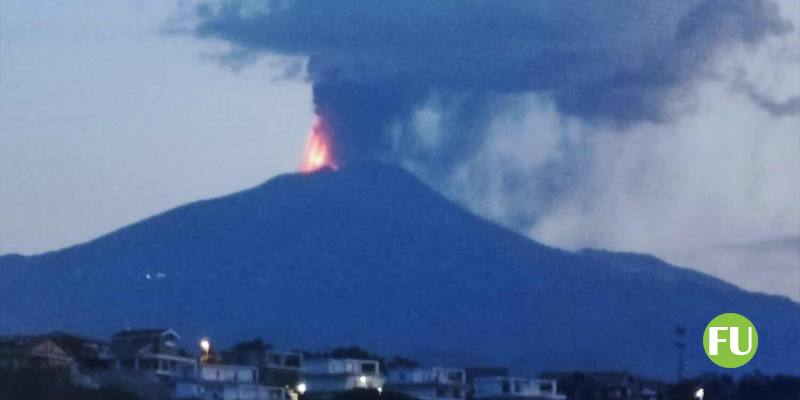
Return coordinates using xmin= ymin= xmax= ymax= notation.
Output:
xmin=1 ymin=1 xmax=798 ymax=301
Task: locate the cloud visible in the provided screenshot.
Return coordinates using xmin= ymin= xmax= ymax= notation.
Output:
xmin=187 ymin=0 xmax=791 ymax=165
xmin=185 ymin=0 xmax=800 ymax=299
xmin=524 ymin=72 xmax=800 ymax=300
xmin=742 ymin=89 xmax=800 ymax=117
xmin=672 ymin=236 xmax=800 ymax=301
xmin=401 ymin=19 xmax=800 ymax=300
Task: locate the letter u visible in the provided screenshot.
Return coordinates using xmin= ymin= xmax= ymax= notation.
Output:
xmin=729 ymin=327 xmax=753 ymax=355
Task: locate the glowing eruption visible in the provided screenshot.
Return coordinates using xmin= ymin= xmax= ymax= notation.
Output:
xmin=301 ymin=117 xmax=337 ymax=173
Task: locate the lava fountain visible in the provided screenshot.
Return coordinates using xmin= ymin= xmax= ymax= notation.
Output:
xmin=300 ymin=117 xmax=338 ymax=173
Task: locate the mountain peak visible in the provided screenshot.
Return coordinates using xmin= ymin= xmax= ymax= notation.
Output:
xmin=1 ymin=163 xmax=798 ymax=380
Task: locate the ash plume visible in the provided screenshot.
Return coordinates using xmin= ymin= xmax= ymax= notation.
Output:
xmin=180 ymin=1 xmax=800 ymax=299
xmin=188 ymin=0 xmax=791 ymax=167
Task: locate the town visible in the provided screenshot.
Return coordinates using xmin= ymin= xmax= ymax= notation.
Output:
xmin=1 ymin=329 xmax=797 ymax=400
xmin=0 ymin=328 xmax=672 ymax=400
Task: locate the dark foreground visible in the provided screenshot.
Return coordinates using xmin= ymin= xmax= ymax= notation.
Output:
xmin=1 ymin=370 xmax=798 ymax=400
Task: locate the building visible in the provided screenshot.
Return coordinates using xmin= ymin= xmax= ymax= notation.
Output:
xmin=99 ymin=329 xmax=199 ymax=399
xmin=199 ymin=362 xmax=288 ymax=400
xmin=222 ymin=341 xmax=303 ymax=386
xmin=108 ymin=329 xmax=197 ymax=379
xmin=260 ymin=351 xmax=303 ymax=386
xmin=386 ymin=366 xmax=467 ymax=400
xmin=48 ymin=331 xmax=109 ymax=362
xmin=48 ymin=331 xmax=110 ymax=374
xmin=473 ymin=376 xmax=564 ymax=400
xmin=45 ymin=331 xmax=111 ymax=389
xmin=465 ymin=368 xmax=509 ymax=384
xmin=538 ymin=371 xmax=663 ymax=400
xmin=302 ymin=357 xmax=385 ymax=395
xmin=0 ymin=335 xmax=73 ymax=370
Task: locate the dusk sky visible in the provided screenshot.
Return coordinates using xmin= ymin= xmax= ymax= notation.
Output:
xmin=1 ymin=0 xmax=798 ymax=301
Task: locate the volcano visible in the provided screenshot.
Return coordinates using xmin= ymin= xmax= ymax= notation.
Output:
xmin=0 ymin=162 xmax=798 ymax=379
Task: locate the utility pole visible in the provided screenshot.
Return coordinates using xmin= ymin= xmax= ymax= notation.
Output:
xmin=674 ymin=324 xmax=687 ymax=382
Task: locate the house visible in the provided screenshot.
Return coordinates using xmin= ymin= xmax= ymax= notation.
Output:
xmin=199 ymin=362 xmax=287 ymax=400
xmin=259 ymin=351 xmax=303 ymax=386
xmin=98 ymin=329 xmax=199 ymax=400
xmin=386 ymin=366 xmax=468 ymax=400
xmin=473 ymin=376 xmax=565 ymax=400
xmin=538 ymin=371 xmax=664 ymax=400
xmin=222 ymin=341 xmax=303 ymax=386
xmin=301 ymin=357 xmax=385 ymax=395
xmin=107 ymin=328 xmax=197 ymax=379
xmin=48 ymin=331 xmax=110 ymax=377
xmin=465 ymin=368 xmax=509 ymax=384
xmin=0 ymin=335 xmax=73 ymax=370
xmin=45 ymin=331 xmax=111 ymax=389
xmin=48 ymin=331 xmax=109 ymax=362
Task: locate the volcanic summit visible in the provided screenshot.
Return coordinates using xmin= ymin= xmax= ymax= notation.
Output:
xmin=0 ymin=162 xmax=798 ymax=379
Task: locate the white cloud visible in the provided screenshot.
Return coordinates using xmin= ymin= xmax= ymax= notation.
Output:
xmin=436 ymin=6 xmax=800 ymax=300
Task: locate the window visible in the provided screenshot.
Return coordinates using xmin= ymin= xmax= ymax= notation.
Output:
xmin=286 ymin=355 xmax=301 ymax=367
xmin=361 ymin=362 xmax=377 ymax=374
xmin=140 ymin=359 xmax=158 ymax=370
xmin=448 ymin=371 xmax=464 ymax=383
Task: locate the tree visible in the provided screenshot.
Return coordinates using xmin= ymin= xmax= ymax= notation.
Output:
xmin=232 ymin=338 xmax=274 ymax=351
xmin=329 ymin=346 xmax=382 ymax=361
xmin=386 ymin=356 xmax=419 ymax=368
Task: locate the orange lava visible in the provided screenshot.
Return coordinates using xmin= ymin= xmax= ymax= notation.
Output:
xmin=300 ymin=117 xmax=338 ymax=173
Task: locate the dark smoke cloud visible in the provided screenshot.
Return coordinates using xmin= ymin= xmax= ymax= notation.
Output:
xmin=749 ymin=94 xmax=800 ymax=117
xmin=188 ymin=0 xmax=791 ymax=166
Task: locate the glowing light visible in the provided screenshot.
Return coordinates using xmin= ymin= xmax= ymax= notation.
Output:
xmin=377 ymin=386 xmax=383 ymax=395
xmin=199 ymin=338 xmax=211 ymax=354
xmin=694 ymin=388 xmax=704 ymax=399
xmin=296 ymin=383 xmax=307 ymax=394
xmin=301 ymin=117 xmax=337 ymax=173
xmin=359 ymin=375 xmax=368 ymax=386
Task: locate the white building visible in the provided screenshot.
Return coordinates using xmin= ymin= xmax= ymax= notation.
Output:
xmin=98 ymin=329 xmax=199 ymax=399
xmin=473 ymin=377 xmax=564 ymax=400
xmin=386 ymin=366 xmax=467 ymax=400
xmin=223 ymin=344 xmax=303 ymax=386
xmin=199 ymin=363 xmax=288 ymax=400
xmin=302 ymin=358 xmax=385 ymax=394
xmin=107 ymin=329 xmax=197 ymax=379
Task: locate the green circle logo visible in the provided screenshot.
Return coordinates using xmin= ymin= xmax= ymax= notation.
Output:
xmin=703 ymin=313 xmax=758 ymax=368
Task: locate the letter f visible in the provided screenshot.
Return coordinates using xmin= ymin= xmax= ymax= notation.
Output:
xmin=709 ymin=327 xmax=728 ymax=355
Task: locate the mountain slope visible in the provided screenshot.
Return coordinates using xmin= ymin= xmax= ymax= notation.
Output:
xmin=1 ymin=163 xmax=798 ymax=379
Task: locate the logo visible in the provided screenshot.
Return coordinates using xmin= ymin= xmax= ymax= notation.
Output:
xmin=703 ymin=313 xmax=758 ymax=368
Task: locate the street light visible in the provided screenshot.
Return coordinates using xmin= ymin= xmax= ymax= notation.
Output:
xmin=199 ymin=338 xmax=211 ymax=358
xmin=694 ymin=387 xmax=705 ymax=400
xmin=296 ymin=382 xmax=307 ymax=395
